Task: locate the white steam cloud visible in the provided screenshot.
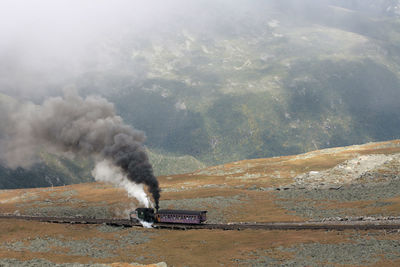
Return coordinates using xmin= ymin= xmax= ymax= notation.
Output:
xmin=92 ymin=160 xmax=151 ymax=208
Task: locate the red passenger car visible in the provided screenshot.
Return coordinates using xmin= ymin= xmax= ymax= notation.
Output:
xmin=155 ymin=209 xmax=207 ymax=224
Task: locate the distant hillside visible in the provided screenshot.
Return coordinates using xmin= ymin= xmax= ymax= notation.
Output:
xmin=0 ymin=149 xmax=205 ymax=190
xmin=90 ymin=1 xmax=400 ymax=165
xmin=148 ymin=149 xmax=206 ymax=176
xmin=0 ymin=153 xmax=94 ymax=189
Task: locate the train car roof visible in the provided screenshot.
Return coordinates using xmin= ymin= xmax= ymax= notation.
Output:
xmin=157 ymin=209 xmax=207 ymax=215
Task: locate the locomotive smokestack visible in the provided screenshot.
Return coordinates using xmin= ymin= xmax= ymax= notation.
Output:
xmin=0 ymin=92 xmax=161 ymax=207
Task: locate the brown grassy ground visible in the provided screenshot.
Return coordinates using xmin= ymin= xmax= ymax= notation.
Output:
xmin=2 ymin=140 xmax=400 ymax=266
xmin=1 ymin=218 xmax=400 ymax=266
xmin=2 ymin=218 xmax=400 ymax=266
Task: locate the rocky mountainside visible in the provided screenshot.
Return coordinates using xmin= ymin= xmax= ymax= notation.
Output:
xmin=78 ymin=0 xmax=400 ymax=165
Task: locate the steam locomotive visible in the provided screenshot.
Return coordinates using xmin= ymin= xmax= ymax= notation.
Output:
xmin=130 ymin=208 xmax=207 ymax=224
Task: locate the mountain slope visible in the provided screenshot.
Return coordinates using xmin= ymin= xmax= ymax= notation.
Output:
xmin=0 ymin=150 xmax=205 ymax=190
xmin=92 ymin=1 xmax=400 ymax=165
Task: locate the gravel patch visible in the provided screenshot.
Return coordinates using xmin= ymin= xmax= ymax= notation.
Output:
xmin=0 ymin=192 xmax=40 ymax=204
xmin=275 ymin=176 xmax=400 ymax=219
xmin=0 ymin=229 xmax=155 ymax=259
xmin=196 ymin=166 xmax=246 ymax=176
xmin=28 ymin=198 xmax=83 ymax=206
xmin=160 ymin=195 xmax=245 ymax=223
xmin=232 ymin=252 xmax=278 ymax=266
xmin=0 ymin=258 xmax=166 ymax=267
xmin=232 ymin=234 xmax=400 ymax=266
xmin=23 ymin=206 xmax=113 ymax=218
xmin=281 ymin=237 xmax=400 ymax=266
xmin=0 ymin=241 xmax=26 ymax=252
xmin=162 ymin=184 xmax=229 ymax=193
xmin=295 ymin=154 xmax=399 ymax=188
xmin=275 ymin=199 xmax=356 ymax=219
xmin=277 ymin=178 xmax=400 ymax=202
xmin=96 ymin=224 xmax=125 ymax=233
xmin=1 ymin=237 xmax=115 ymax=258
xmin=49 ymin=190 xmax=78 ymax=198
xmin=116 ymin=229 xmax=156 ymax=246
xmin=20 ymin=192 xmax=40 ymax=202
xmin=293 ymin=153 xmax=400 ymax=190
xmin=0 ymin=258 xmax=109 ymax=267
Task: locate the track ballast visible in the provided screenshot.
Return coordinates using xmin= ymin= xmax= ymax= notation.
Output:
xmin=2 ymin=214 xmax=400 ymax=231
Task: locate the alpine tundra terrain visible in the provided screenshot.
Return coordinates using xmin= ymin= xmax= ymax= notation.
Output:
xmin=2 ymin=140 xmax=400 ymax=266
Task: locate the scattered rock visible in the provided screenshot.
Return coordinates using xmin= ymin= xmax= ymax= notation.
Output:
xmin=293 ymin=153 xmax=400 ymax=189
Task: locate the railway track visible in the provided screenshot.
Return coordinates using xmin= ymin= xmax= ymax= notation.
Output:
xmin=2 ymin=214 xmax=400 ymax=231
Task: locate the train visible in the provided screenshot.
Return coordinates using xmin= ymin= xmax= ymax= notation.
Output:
xmin=130 ymin=208 xmax=207 ymax=224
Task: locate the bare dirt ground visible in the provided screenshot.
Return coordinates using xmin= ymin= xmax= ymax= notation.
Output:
xmin=2 ymin=140 xmax=400 ymax=266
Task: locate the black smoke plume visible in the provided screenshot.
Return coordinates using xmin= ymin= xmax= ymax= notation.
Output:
xmin=0 ymin=92 xmax=160 ymax=209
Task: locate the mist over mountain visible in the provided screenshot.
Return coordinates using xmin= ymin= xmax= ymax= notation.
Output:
xmin=1 ymin=0 xmax=400 ymax=187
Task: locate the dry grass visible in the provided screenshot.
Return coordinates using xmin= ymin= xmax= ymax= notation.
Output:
xmin=2 ymin=139 xmax=400 ymax=265
xmin=2 ymin=218 xmax=399 ymax=266
xmin=0 ymin=218 xmax=368 ymax=266
xmin=138 ymin=229 xmax=354 ymax=266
